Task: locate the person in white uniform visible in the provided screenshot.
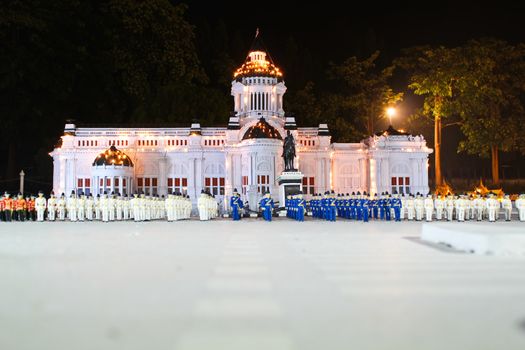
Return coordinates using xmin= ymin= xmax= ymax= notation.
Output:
xmin=456 ymin=195 xmax=467 ymax=222
xmin=445 ymin=195 xmax=454 ymax=221
xmin=516 ymin=194 xmax=525 ymax=222
xmin=57 ymin=193 xmax=66 ymax=221
xmin=414 ymin=193 xmax=424 ymax=221
xmin=122 ymin=195 xmax=130 ymax=220
xmin=131 ymin=193 xmax=141 ymax=222
xmin=108 ymin=193 xmax=116 ymax=221
xmin=423 ymin=194 xmax=434 ymax=222
xmin=198 ymin=190 xmax=208 ymax=221
xmin=486 ymin=194 xmax=499 ymax=222
xmin=139 ymin=194 xmax=147 ymax=221
xmin=501 ymin=195 xmax=513 ymax=221
xmin=434 ymin=195 xmax=445 ymax=220
xmin=35 ymin=191 xmax=47 ymax=222
xmin=67 ymin=191 xmax=78 ymax=222
xmin=100 ymin=192 xmax=109 ymax=222
xmin=47 ymin=192 xmax=57 ymax=221
xmin=406 ymin=195 xmax=415 ymax=221
xmin=77 ymin=193 xmax=86 ymax=221
xmin=165 ymin=194 xmax=173 ymax=222
xmin=86 ymin=194 xmax=94 ymax=221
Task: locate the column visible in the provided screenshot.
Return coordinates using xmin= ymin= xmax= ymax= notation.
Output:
xmin=422 ymin=157 xmax=429 ymax=194
xmin=411 ymin=158 xmax=418 ymax=194
xmin=119 ymin=176 xmax=123 ymax=195
xmin=188 ymin=157 xmax=196 ymax=200
xmin=359 ymin=158 xmax=367 ymax=192
xmin=158 ymin=157 xmax=167 ymax=196
xmin=376 ymin=159 xmax=382 ymax=194
xmin=382 ymin=158 xmax=390 ymax=194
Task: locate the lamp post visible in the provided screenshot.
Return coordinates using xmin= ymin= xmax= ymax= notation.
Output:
xmin=386 ymin=107 xmax=397 ymax=127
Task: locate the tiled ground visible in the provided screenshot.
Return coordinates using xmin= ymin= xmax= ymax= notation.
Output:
xmin=0 ymin=219 xmax=524 ymax=350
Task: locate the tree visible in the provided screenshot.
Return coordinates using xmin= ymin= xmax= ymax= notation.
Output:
xmin=105 ymin=0 xmax=204 ymax=103
xmin=396 ymin=46 xmax=466 ymax=187
xmin=455 ymin=39 xmax=525 ymax=184
xmin=285 ymin=82 xmax=322 ymax=123
xmin=327 ymin=51 xmax=402 ymax=139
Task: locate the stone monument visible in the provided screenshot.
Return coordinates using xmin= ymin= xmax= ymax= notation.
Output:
xmin=277 ymin=130 xmax=304 ymax=209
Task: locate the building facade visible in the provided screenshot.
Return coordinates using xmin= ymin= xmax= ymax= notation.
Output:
xmin=50 ymin=38 xmax=432 ymax=209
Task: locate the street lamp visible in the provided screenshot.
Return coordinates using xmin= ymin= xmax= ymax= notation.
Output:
xmin=386 ymin=107 xmax=396 ymax=126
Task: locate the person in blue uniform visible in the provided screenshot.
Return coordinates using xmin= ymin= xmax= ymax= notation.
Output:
xmin=362 ymin=194 xmax=370 ymax=222
xmin=355 ymin=192 xmax=362 ymax=221
xmin=379 ymin=193 xmax=385 ymax=220
xmin=391 ymin=193 xmax=402 ymax=222
xmin=230 ymin=189 xmax=244 ymax=221
xmin=327 ymin=191 xmax=337 ymax=222
xmin=297 ymin=192 xmax=306 ymax=222
xmin=371 ymin=194 xmax=379 ymax=219
xmin=384 ymin=193 xmax=392 ymax=221
xmin=259 ymin=192 xmax=274 ymax=221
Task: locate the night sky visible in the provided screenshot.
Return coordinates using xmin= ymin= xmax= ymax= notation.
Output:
xmin=185 ymin=1 xmax=525 ymax=181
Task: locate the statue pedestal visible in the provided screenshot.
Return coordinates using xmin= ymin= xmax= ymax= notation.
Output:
xmin=277 ymin=171 xmax=304 ymax=208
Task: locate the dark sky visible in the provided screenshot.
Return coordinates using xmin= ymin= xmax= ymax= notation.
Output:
xmin=184 ymin=1 xmax=525 ymax=63
xmin=182 ymin=1 xmax=525 ymax=181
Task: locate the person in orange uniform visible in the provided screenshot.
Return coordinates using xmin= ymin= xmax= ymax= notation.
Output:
xmin=15 ymin=193 xmax=27 ymax=221
xmin=3 ymin=192 xmax=14 ymax=221
xmin=26 ymin=195 xmax=36 ymax=221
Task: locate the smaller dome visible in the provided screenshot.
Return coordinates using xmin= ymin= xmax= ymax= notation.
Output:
xmin=242 ymin=117 xmax=282 ymax=140
xmin=375 ymin=125 xmax=410 ymax=137
xmin=93 ymin=145 xmax=133 ymax=167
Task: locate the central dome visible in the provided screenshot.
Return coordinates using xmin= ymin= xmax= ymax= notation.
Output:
xmin=93 ymin=145 xmax=133 ymax=167
xmin=242 ymin=117 xmax=282 ymax=140
xmin=233 ymin=31 xmax=283 ymax=80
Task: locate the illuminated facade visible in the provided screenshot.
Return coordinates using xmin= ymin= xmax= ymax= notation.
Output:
xmin=50 ymin=36 xmax=432 ymax=209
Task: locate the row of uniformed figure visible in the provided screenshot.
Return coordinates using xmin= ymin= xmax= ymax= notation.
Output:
xmin=307 ymin=192 xmax=525 ymax=222
xmin=3 ymin=190 xmax=525 ymax=223
xmin=0 ymin=191 xmax=196 ymax=222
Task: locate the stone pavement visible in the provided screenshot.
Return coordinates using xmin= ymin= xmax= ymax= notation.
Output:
xmin=0 ymin=220 xmax=524 ymax=350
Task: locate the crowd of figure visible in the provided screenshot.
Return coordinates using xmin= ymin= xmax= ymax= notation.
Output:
xmin=0 ymin=191 xmax=194 ymax=222
xmin=304 ymin=191 xmax=525 ymax=222
xmin=1 ymin=189 xmax=525 ymax=223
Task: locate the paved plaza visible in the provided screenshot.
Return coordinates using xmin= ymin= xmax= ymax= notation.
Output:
xmin=1 ymin=219 xmax=524 ymax=350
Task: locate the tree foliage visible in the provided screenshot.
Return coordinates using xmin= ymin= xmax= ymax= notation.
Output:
xmin=326 ymin=51 xmax=402 ymax=138
xmin=455 ymin=39 xmax=525 ymax=157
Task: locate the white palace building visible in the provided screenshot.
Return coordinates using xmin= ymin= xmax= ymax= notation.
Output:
xmin=50 ymin=36 xmax=432 ymax=209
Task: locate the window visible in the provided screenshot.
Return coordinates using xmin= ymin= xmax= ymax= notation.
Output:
xmin=136 ymin=177 xmax=158 ymax=195
xmin=391 ymin=176 xmax=410 ymax=195
xmin=257 ymin=175 xmax=270 ymax=194
xmin=242 ymin=176 xmax=248 ymax=195
xmin=205 ymin=177 xmax=225 ymax=196
xmin=167 ymin=139 xmax=187 ymax=146
xmin=302 ymin=177 xmax=315 ymax=195
xmin=138 ymin=140 xmax=158 ymax=147
xmin=167 ymin=177 xmax=188 ymax=195
xmin=77 ymin=178 xmax=91 ymax=195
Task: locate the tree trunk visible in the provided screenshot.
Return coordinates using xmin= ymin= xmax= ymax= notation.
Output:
xmin=434 ymin=115 xmax=442 ymax=186
xmin=491 ymin=144 xmax=500 ymax=185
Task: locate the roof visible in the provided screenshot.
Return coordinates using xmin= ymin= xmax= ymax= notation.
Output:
xmin=93 ymin=145 xmax=134 ymax=167
xmin=242 ymin=117 xmax=282 ymax=141
xmin=375 ymin=125 xmax=410 ymax=137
